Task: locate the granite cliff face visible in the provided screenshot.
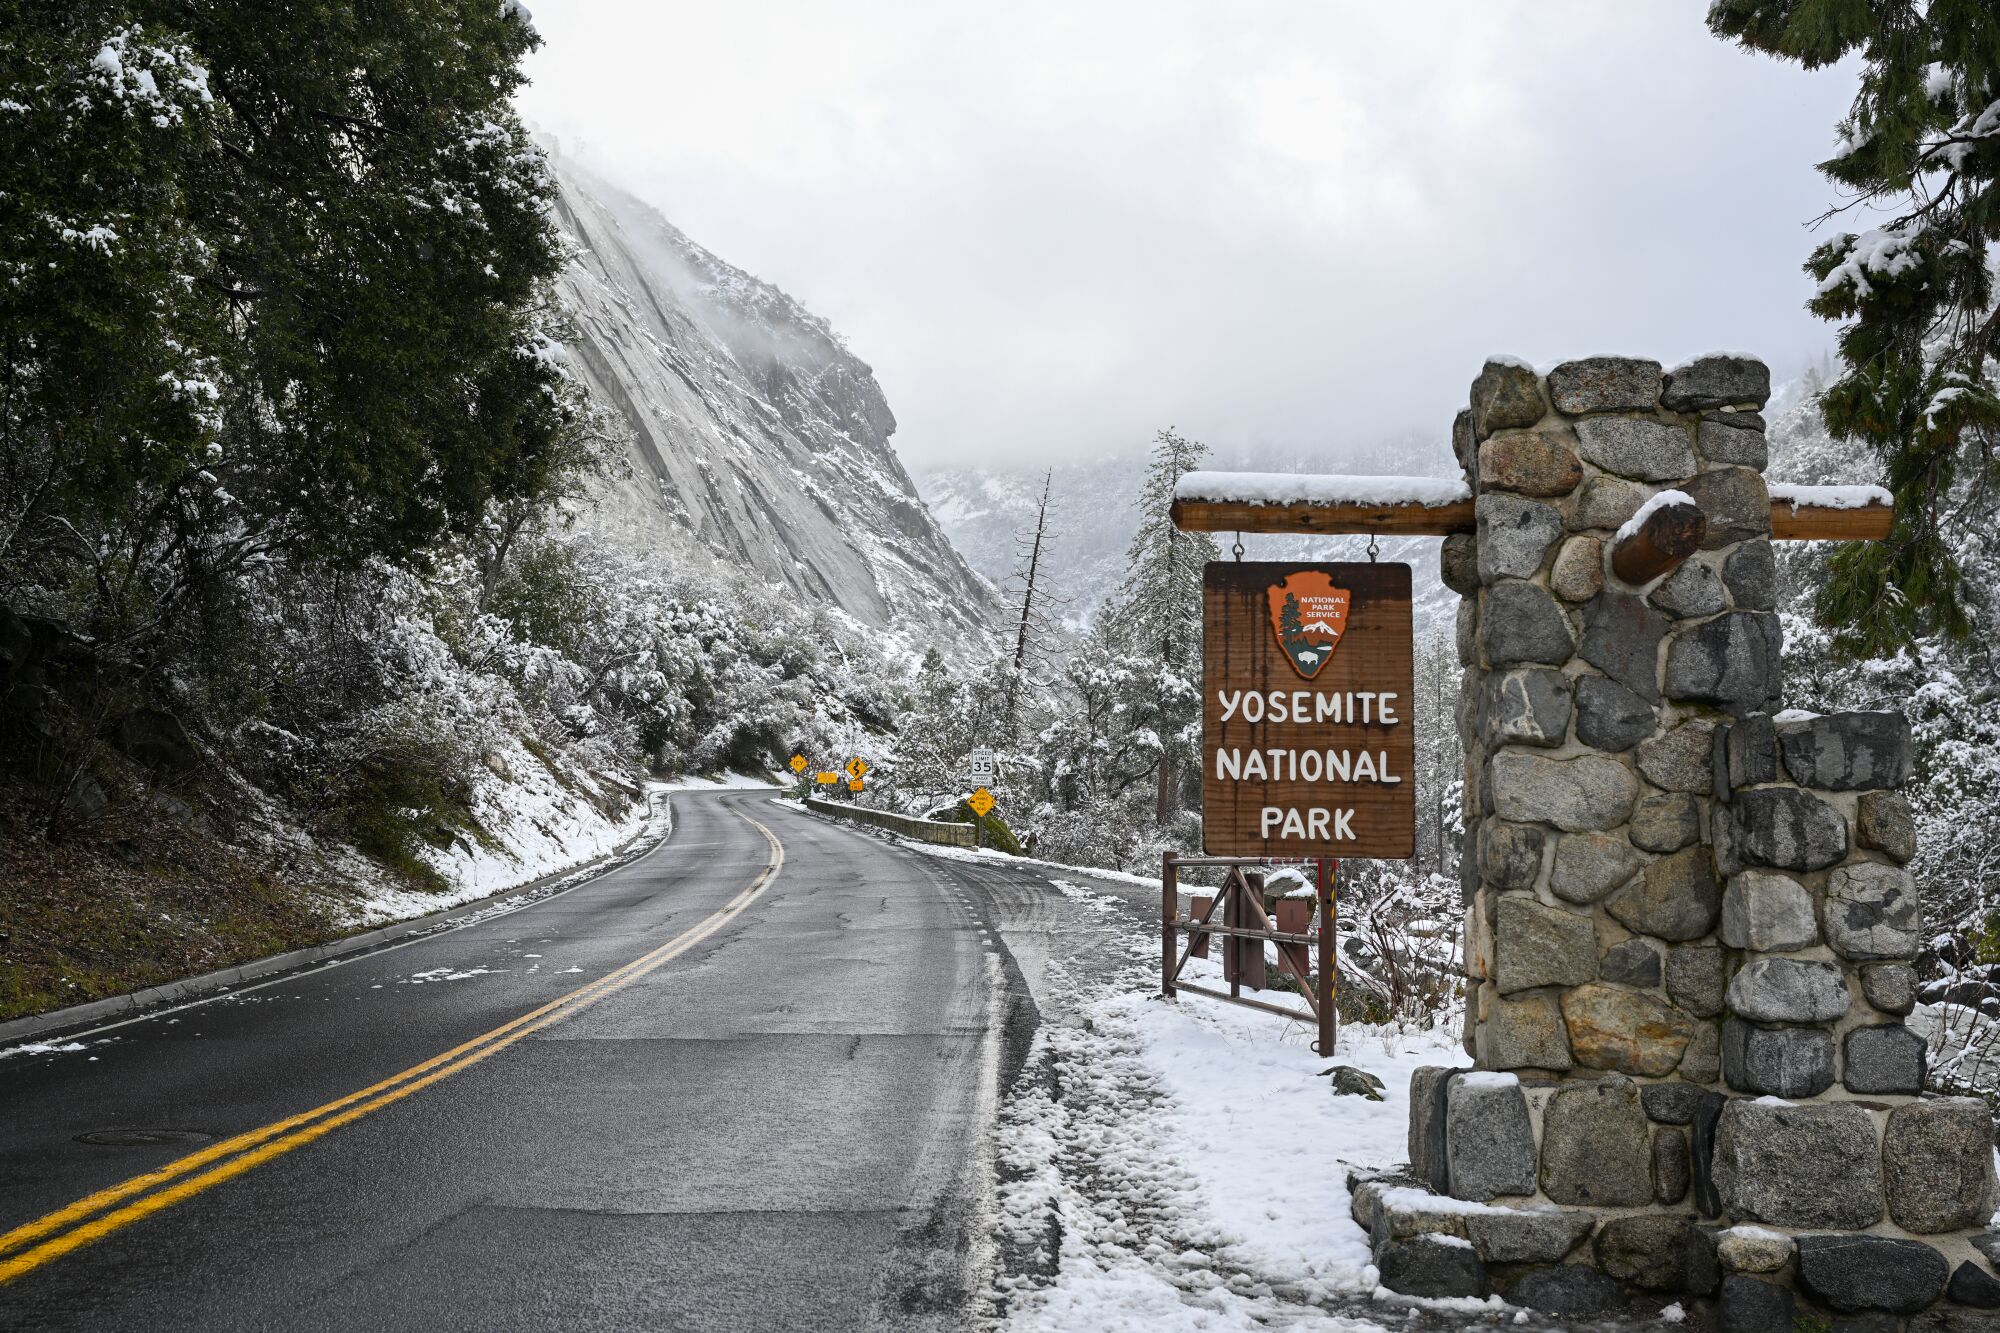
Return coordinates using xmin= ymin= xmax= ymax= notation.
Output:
xmin=550 ymin=151 xmax=999 ymax=639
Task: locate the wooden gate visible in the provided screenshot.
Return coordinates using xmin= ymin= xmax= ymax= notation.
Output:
xmin=1160 ymin=854 xmax=1337 ymax=1055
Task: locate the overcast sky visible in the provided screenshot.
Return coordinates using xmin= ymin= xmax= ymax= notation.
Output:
xmin=518 ymin=3 xmax=1860 ymax=472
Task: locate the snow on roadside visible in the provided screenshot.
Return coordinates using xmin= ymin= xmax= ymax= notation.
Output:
xmin=865 ymin=827 xmax=1172 ymax=892
xmin=1122 ymin=971 xmax=1466 ymax=1300
xmin=994 ymin=866 xmax=1470 ymax=1331
xmin=346 ymin=742 xmax=663 ymax=926
xmin=653 ymin=771 xmax=785 ymax=792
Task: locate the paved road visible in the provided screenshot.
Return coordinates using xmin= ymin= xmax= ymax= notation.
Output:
xmin=0 ymin=792 xmax=1037 ymax=1332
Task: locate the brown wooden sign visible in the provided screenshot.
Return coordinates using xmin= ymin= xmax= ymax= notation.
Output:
xmin=1201 ymin=561 xmax=1415 ymax=858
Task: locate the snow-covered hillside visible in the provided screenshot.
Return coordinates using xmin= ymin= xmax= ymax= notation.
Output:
xmin=549 ymin=149 xmax=1002 ymax=641
xmin=917 ymin=436 xmax=1459 ymax=634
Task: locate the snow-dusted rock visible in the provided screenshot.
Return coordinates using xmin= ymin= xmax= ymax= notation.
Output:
xmin=1444 ymin=1073 xmax=1536 ymax=1200
xmin=1471 ymin=357 xmax=1547 ymax=438
xmin=1663 ymin=353 xmax=1771 ymax=411
xmin=1713 ymin=1099 xmax=1882 ymax=1229
xmin=1548 ymin=356 xmax=1663 ymax=415
xmin=1539 ymin=1076 xmax=1652 ymax=1206
xmin=1716 ymin=1226 xmax=1793 ymax=1274
xmin=1777 ymin=710 xmax=1914 ymax=791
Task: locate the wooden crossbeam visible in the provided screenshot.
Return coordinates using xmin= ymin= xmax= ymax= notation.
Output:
xmin=1169 ymin=496 xmax=1476 ymax=536
xmin=1169 ymin=480 xmax=1894 ymax=543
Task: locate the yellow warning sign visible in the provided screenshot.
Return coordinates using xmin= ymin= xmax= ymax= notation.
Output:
xmin=967 ymin=787 xmax=996 ymax=817
xmin=845 ymin=756 xmax=870 ymax=781
xmin=847 ymin=778 xmax=865 ymax=792
xmin=815 ymin=771 xmax=839 ymax=786
xmin=790 ymin=754 xmax=808 ymax=773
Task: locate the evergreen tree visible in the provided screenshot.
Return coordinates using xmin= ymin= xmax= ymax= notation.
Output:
xmin=1709 ymin=0 xmax=2000 ymax=653
xmin=1114 ymin=428 xmax=1218 ymax=823
xmin=1 ymin=0 xmax=592 ymax=640
xmin=1279 ymin=593 xmax=1305 ymax=651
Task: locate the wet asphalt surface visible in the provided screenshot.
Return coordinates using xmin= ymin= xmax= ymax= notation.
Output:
xmin=0 ymin=792 xmax=1033 ymax=1332
xmin=0 ymin=795 xmax=1678 ymax=1332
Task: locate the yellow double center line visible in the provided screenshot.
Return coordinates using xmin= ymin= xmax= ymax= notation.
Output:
xmin=0 ymin=809 xmax=784 ymax=1286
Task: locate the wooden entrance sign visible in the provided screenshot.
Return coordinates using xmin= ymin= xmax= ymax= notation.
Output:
xmin=1202 ymin=562 xmax=1415 ymax=858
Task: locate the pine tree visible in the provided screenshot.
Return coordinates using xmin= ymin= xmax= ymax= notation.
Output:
xmin=1115 ymin=428 xmax=1219 ymax=823
xmin=1709 ymin=0 xmax=2000 ymax=654
xmin=1279 ymin=593 xmax=1305 ymax=651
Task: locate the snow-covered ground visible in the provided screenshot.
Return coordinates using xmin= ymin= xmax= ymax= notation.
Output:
xmin=963 ymin=859 xmax=1513 ymax=1332
xmin=340 ymin=751 xmax=766 ymax=927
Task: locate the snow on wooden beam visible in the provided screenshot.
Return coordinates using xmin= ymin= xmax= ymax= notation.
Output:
xmin=1170 ymin=474 xmax=1896 ymax=542
xmin=1169 ymin=472 xmax=1474 ymax=537
xmin=1768 ymin=483 xmax=1895 ymax=541
xmin=1611 ymin=492 xmax=1704 ymax=585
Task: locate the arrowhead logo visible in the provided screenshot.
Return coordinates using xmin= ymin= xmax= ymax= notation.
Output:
xmin=1266 ymin=572 xmax=1351 ymax=680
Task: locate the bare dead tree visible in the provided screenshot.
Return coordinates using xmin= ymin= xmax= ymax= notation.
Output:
xmin=1000 ymin=470 xmax=1068 ymax=743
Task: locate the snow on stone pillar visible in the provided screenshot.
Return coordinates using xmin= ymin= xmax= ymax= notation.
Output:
xmin=1364 ymin=354 xmax=2000 ymax=1320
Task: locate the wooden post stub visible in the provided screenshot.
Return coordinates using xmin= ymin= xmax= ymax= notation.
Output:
xmin=1611 ymin=500 xmax=1706 ymax=586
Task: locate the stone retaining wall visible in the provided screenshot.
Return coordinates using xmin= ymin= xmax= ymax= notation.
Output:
xmin=1378 ymin=354 xmax=2000 ymax=1328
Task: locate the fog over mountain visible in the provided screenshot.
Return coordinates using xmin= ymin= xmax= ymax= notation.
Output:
xmin=915 ymin=434 xmax=1461 ymax=636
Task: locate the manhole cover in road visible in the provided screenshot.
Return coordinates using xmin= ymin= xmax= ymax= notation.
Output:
xmin=74 ymin=1129 xmax=213 ymax=1147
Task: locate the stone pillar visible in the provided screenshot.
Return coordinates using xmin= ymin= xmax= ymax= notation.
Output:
xmin=1360 ymin=354 xmax=2000 ymax=1324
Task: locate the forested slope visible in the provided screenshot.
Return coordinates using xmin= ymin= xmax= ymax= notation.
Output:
xmin=0 ymin=7 xmax=974 ymax=1020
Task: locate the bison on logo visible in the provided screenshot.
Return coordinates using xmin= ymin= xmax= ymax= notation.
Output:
xmin=1266 ymin=572 xmax=1351 ymax=680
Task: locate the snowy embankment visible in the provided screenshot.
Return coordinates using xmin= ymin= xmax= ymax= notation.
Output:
xmin=352 ymin=738 xmax=649 ymax=925
xmin=972 ymin=863 xmax=1478 ymax=1331
xmin=349 ymin=756 xmax=776 ymax=929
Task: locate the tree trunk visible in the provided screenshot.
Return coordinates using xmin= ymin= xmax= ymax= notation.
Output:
xmin=1003 ymin=470 xmax=1055 ymax=742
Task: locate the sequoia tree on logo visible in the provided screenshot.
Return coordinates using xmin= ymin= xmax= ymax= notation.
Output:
xmin=1265 ymin=572 xmax=1351 ymax=680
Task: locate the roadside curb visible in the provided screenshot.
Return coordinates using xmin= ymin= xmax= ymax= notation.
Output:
xmin=0 ymin=791 xmax=678 ymax=1049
